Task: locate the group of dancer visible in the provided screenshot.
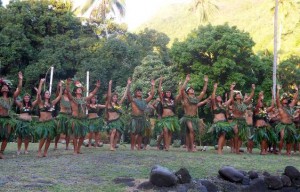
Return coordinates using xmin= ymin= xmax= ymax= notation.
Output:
xmin=0 ymin=72 xmax=299 ymax=159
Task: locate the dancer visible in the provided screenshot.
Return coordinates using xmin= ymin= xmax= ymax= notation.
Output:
xmin=156 ymin=77 xmax=181 ymax=151
xmin=14 ymin=72 xmax=40 ymax=155
xmin=66 ymin=78 xmax=100 ymax=155
xmin=87 ymin=95 xmax=105 ymax=148
xmin=180 ymin=74 xmax=208 ymax=152
xmin=106 ymin=78 xmax=130 ymax=151
xmin=231 ymin=84 xmax=255 ymax=154
xmin=36 ymin=79 xmax=62 ymax=157
xmin=54 ymin=82 xmax=72 ymax=150
xmin=251 ymin=91 xmax=276 ymax=155
xmin=127 ymin=80 xmax=155 ymax=150
xmin=210 ymin=82 xmax=235 ymax=154
xmin=0 ymin=72 xmax=22 ymax=159
xmin=276 ymin=84 xmax=298 ymax=155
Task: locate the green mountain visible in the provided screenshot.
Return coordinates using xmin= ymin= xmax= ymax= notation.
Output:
xmin=136 ymin=0 xmax=300 ymax=59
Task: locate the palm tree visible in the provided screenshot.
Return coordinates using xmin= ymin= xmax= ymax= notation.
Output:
xmin=190 ymin=0 xmax=219 ymax=24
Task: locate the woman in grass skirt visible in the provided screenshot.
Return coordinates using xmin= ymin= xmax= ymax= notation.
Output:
xmin=36 ymin=79 xmax=62 ymax=157
xmin=155 ymin=77 xmax=181 ymax=151
xmin=210 ymin=82 xmax=235 ymax=155
xmin=14 ymin=72 xmax=40 ymax=155
xmin=106 ymin=78 xmax=130 ymax=151
xmin=87 ymin=95 xmax=105 ymax=148
xmin=251 ymin=91 xmax=277 ymax=155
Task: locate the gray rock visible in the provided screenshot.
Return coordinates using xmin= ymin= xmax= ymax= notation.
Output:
xmin=248 ymin=171 xmax=259 ymax=179
xmin=149 ymin=165 xmax=178 ymax=187
xmin=175 ymin=168 xmax=192 ymax=184
xmin=291 ymin=177 xmax=300 ymax=187
xmin=200 ymin=180 xmax=218 ymax=192
xmin=280 ymin=186 xmax=300 ymax=192
xmin=218 ymin=166 xmax=245 ymax=183
xmin=284 ymin=166 xmax=300 ymax=180
xmin=242 ymin=178 xmax=268 ymax=192
xmin=263 ymin=171 xmax=271 ymax=177
xmin=265 ymin=175 xmax=283 ymax=190
xmin=242 ymin=176 xmax=250 ymax=185
xmin=281 ymin=175 xmax=292 ymax=187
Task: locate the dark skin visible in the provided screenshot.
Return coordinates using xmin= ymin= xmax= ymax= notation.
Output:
xmin=127 ymin=79 xmax=155 ymax=150
xmin=66 ymin=78 xmax=100 ymax=155
xmin=276 ymin=84 xmax=298 ymax=156
xmin=0 ymin=72 xmax=23 ymax=159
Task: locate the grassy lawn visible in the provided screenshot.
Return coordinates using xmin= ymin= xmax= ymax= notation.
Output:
xmin=0 ymin=142 xmax=299 ymax=192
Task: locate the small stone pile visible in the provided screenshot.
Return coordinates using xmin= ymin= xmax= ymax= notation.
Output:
xmin=134 ymin=165 xmax=300 ymax=192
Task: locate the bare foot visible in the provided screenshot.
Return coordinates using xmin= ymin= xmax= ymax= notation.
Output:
xmin=24 ymin=151 xmax=29 ymax=154
xmin=37 ymin=152 xmax=43 ymax=158
xmin=0 ymin=153 xmax=4 ymax=159
xmin=43 ymin=153 xmax=48 ymax=157
xmin=17 ymin=151 xmax=21 ymax=155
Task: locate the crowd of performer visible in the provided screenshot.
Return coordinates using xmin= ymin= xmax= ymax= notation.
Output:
xmin=0 ymin=72 xmax=299 ymax=159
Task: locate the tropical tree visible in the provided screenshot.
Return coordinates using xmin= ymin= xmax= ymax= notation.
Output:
xmin=190 ymin=0 xmax=219 ymax=24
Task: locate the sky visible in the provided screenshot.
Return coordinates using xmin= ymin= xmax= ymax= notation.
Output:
xmin=1 ymin=0 xmax=188 ymax=30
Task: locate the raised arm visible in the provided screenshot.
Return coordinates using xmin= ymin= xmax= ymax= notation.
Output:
xmin=65 ymin=78 xmax=74 ymax=101
xmin=276 ymin=84 xmax=282 ymax=109
xmin=13 ymin=71 xmax=23 ymax=100
xmin=127 ymin=79 xmax=133 ymax=103
xmin=211 ymin=83 xmax=218 ymax=109
xmin=86 ymin=80 xmax=100 ymax=101
xmin=244 ymin=84 xmax=255 ymax=104
xmin=197 ymin=75 xmax=208 ymax=100
xmin=175 ymin=81 xmax=183 ymax=102
xmin=290 ymin=84 xmax=299 ymax=107
xmin=158 ymin=77 xmax=164 ymax=102
xmin=36 ymin=78 xmax=45 ymax=104
xmin=180 ymin=74 xmax=190 ymax=100
xmin=120 ymin=77 xmax=131 ymax=105
xmin=224 ymin=83 xmax=235 ymax=106
xmin=267 ymin=91 xmax=275 ymax=113
xmin=197 ymin=96 xmax=211 ymax=107
xmin=52 ymin=81 xmax=63 ymax=105
xmin=107 ymin=80 xmax=112 ymax=104
xmin=145 ymin=79 xmax=155 ymax=103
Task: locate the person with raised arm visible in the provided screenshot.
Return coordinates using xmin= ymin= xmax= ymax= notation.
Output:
xmin=54 ymin=81 xmax=72 ymax=150
xmin=0 ymin=72 xmax=22 ymax=159
xmin=251 ymin=91 xmax=276 ymax=155
xmin=87 ymin=95 xmax=105 ymax=148
xmin=231 ymin=84 xmax=255 ymax=154
xmin=106 ymin=78 xmax=131 ymax=151
xmin=210 ymin=83 xmax=235 ymax=155
xmin=155 ymin=77 xmax=181 ymax=151
xmin=275 ymin=84 xmax=298 ymax=156
xmin=179 ymin=74 xmax=208 ymax=152
xmin=66 ymin=78 xmax=100 ymax=155
xmin=36 ymin=79 xmax=62 ymax=157
xmin=127 ymin=79 xmax=155 ymax=150
xmin=14 ymin=72 xmax=39 ymax=155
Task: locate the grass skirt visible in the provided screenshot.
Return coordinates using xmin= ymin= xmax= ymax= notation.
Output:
xmin=209 ymin=120 xmax=234 ymax=140
xmin=233 ymin=118 xmax=249 ymax=141
xmin=107 ymin=118 xmax=124 ymax=134
xmin=69 ymin=117 xmax=88 ymax=138
xmin=251 ymin=126 xmax=278 ymax=144
xmin=180 ymin=115 xmax=199 ymax=133
xmin=87 ymin=117 xmax=103 ymax=132
xmin=35 ymin=120 xmax=56 ymax=140
xmin=275 ymin=122 xmax=297 ymax=143
xmin=0 ymin=116 xmax=17 ymax=140
xmin=156 ymin=116 xmax=180 ymax=133
xmin=15 ymin=119 xmax=34 ymax=139
xmin=129 ymin=115 xmax=150 ymax=135
xmin=55 ymin=113 xmax=72 ymax=136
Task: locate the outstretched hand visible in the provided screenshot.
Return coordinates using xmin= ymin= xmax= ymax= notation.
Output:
xmin=127 ymin=77 xmax=131 ymax=85
xmin=151 ymin=79 xmax=155 ymax=86
xmin=18 ymin=71 xmax=23 ymax=80
xmin=109 ymin=80 xmax=112 ymax=85
xmin=185 ymin=74 xmax=190 ymax=82
xmin=214 ymin=83 xmax=218 ymax=89
xmin=204 ymin=75 xmax=208 ymax=82
xmin=230 ymin=82 xmax=236 ymax=90
xmin=96 ymin=80 xmax=101 ymax=87
xmin=277 ymin=84 xmax=282 ymax=90
xmin=252 ymin=84 xmax=255 ymax=89
xmin=40 ymin=78 xmax=46 ymax=83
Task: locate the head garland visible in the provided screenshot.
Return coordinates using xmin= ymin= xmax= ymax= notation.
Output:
xmin=185 ymin=85 xmax=194 ymax=93
xmin=0 ymin=78 xmax=13 ymax=89
xmin=280 ymin=92 xmax=291 ymax=101
xmin=234 ymin=90 xmax=243 ymax=99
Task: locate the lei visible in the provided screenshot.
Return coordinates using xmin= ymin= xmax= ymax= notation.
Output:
xmin=0 ymin=97 xmax=12 ymax=110
xmin=187 ymin=96 xmax=199 ymax=105
xmin=234 ymin=101 xmax=247 ymax=112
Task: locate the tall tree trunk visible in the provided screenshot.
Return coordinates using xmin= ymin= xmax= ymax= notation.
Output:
xmin=273 ymin=0 xmax=278 ymax=98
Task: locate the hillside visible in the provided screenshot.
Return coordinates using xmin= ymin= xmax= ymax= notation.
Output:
xmin=136 ymin=0 xmax=300 ymax=59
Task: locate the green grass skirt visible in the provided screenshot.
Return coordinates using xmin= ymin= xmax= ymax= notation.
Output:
xmin=106 ymin=118 xmax=124 ymax=134
xmin=0 ymin=116 xmax=17 ymax=140
xmin=55 ymin=113 xmax=72 ymax=136
xmin=87 ymin=118 xmax=104 ymax=132
xmin=275 ymin=122 xmax=297 ymax=143
xmin=15 ymin=119 xmax=34 ymax=138
xmin=251 ymin=126 xmax=278 ymax=144
xmin=69 ymin=117 xmax=88 ymax=138
xmin=180 ymin=115 xmax=200 ymax=133
xmin=156 ymin=116 xmax=180 ymax=133
xmin=209 ymin=120 xmax=234 ymax=140
xmin=34 ymin=120 xmax=56 ymax=140
xmin=129 ymin=115 xmax=150 ymax=135
xmin=233 ymin=118 xmax=249 ymax=141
